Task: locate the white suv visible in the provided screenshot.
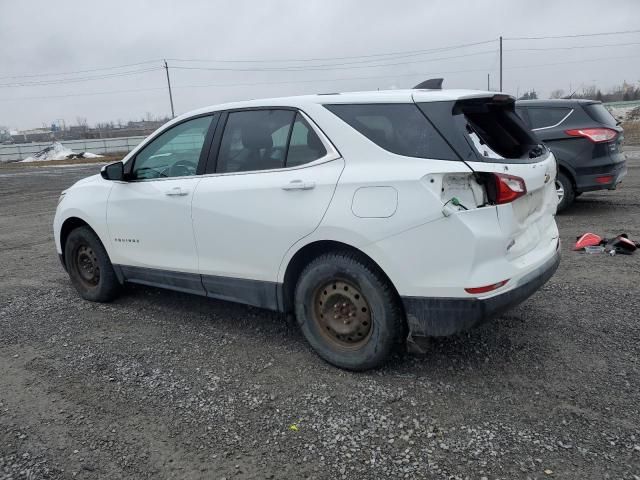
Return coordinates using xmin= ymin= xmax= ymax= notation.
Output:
xmin=54 ymin=89 xmax=560 ymax=370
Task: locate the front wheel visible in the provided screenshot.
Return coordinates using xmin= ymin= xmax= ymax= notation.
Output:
xmin=294 ymin=252 xmax=405 ymax=371
xmin=64 ymin=226 xmax=121 ymax=302
xmin=555 ymin=172 xmax=575 ymax=213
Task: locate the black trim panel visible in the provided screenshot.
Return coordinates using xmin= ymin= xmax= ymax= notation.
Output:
xmin=114 ymin=264 xmax=281 ymax=311
xmin=402 ymin=248 xmax=560 ymax=337
xmin=119 ymin=265 xmax=206 ymax=296
xmin=201 ymin=274 xmax=279 ymax=310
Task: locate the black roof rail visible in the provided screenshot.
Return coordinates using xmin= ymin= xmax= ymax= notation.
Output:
xmin=413 ymin=78 xmax=443 ymax=90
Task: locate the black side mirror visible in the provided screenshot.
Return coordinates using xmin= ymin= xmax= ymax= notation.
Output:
xmin=100 ymin=161 xmax=125 ymax=181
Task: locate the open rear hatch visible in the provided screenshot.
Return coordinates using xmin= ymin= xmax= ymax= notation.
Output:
xmin=416 ymin=93 xmax=559 ymax=260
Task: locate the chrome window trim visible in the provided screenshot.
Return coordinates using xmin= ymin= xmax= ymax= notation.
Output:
xmin=531 ymin=108 xmax=574 ymax=131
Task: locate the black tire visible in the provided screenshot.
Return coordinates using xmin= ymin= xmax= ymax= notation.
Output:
xmin=556 ymin=172 xmax=575 ymax=213
xmin=64 ymin=226 xmax=120 ymax=302
xmin=294 ymin=251 xmax=405 ymax=371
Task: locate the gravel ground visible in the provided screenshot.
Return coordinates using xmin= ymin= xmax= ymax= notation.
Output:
xmin=1 ymin=152 xmax=639 ymax=480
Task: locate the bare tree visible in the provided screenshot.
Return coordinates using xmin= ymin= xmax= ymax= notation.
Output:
xmin=550 ymin=89 xmax=565 ymax=99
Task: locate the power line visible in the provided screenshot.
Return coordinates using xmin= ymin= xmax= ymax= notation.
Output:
xmin=170 ymin=47 xmax=493 ymax=70
xmin=3 ymin=50 xmax=638 ymax=102
xmin=0 ymin=67 xmax=163 ymax=88
xmin=166 ymin=39 xmax=496 ymax=64
xmin=0 ymin=86 xmax=167 ymax=102
xmin=504 ymin=28 xmax=640 ymax=40
xmin=169 ymin=50 xmax=496 ymax=73
xmin=505 ymin=52 xmax=640 ymax=70
xmin=0 ymin=39 xmax=496 ymax=82
xmin=0 ymin=67 xmax=494 ymax=102
xmin=0 ymin=60 xmax=162 ymax=80
xmin=505 ymin=40 xmax=640 ymax=52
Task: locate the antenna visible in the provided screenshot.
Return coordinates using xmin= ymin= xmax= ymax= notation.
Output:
xmin=413 ymin=78 xmax=443 ymax=90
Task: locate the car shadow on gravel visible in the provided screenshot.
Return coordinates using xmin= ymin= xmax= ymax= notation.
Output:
xmin=115 ymin=283 xmax=550 ymax=379
xmin=560 ymin=194 xmax=640 ymax=216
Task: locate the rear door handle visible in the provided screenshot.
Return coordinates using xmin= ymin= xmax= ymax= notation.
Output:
xmin=282 ymin=180 xmax=316 ymax=191
xmin=165 ymin=186 xmax=189 ymax=196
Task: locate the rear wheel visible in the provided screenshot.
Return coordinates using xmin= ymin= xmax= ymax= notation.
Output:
xmin=64 ymin=226 xmax=120 ymax=302
xmin=294 ymin=252 xmax=404 ymax=371
xmin=556 ymin=172 xmax=575 ymax=212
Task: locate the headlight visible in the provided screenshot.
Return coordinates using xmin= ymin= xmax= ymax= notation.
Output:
xmin=57 ymin=192 xmax=66 ymax=205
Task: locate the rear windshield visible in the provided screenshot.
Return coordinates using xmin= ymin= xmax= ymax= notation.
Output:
xmin=454 ymin=99 xmax=544 ymax=161
xmin=324 ymin=103 xmax=456 ymax=160
xmin=584 ymin=103 xmax=617 ymax=127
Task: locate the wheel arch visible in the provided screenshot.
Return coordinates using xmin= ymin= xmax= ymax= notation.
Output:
xmin=279 ymin=240 xmax=402 ymax=314
xmin=60 ymin=217 xmax=100 ymax=265
xmin=556 ymin=160 xmax=576 ymax=189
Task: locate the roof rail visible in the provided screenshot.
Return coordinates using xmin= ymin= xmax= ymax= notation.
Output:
xmin=413 ymin=78 xmax=443 ymax=90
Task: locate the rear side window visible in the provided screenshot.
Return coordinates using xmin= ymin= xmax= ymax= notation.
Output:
xmin=526 ymin=107 xmax=571 ymax=129
xmin=324 ymin=103 xmax=456 ymax=160
xmin=286 ymin=114 xmax=327 ymax=167
xmin=584 ymin=103 xmax=617 ymax=127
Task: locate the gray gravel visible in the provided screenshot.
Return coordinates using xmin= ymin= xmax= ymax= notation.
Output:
xmin=1 ymin=153 xmax=639 ymax=479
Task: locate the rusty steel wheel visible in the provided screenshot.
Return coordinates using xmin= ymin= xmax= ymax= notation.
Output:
xmin=65 ymin=226 xmax=120 ymax=302
xmin=74 ymin=244 xmax=100 ymax=288
xmin=312 ymin=279 xmax=373 ymax=349
xmin=295 ymin=251 xmax=405 ymax=370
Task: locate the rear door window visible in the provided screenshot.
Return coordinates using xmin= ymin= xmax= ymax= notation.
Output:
xmin=216 ymin=109 xmax=295 ymax=173
xmin=584 ymin=103 xmax=618 ymax=127
xmin=526 ymin=107 xmax=571 ymax=129
xmin=324 ymin=103 xmax=456 ymax=160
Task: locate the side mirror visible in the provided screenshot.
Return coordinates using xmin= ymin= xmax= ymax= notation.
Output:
xmin=100 ymin=161 xmax=125 ymax=181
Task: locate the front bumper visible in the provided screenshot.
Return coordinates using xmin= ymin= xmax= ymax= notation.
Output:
xmin=402 ymin=248 xmax=560 ymax=337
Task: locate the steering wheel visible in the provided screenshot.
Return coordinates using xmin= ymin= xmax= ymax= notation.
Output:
xmin=159 ymin=160 xmax=197 ymax=178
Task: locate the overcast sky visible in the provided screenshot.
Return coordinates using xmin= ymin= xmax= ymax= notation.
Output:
xmin=1 ymin=0 xmax=639 ymax=130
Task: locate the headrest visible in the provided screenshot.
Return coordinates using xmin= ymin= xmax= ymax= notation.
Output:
xmin=242 ymin=125 xmax=273 ymax=150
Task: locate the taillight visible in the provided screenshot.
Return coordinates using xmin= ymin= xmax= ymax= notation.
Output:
xmin=494 ymin=173 xmax=527 ymax=204
xmin=564 ymin=128 xmax=617 ymax=143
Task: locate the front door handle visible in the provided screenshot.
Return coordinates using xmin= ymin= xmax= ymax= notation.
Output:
xmin=165 ymin=186 xmax=189 ymax=196
xmin=282 ymin=180 xmax=316 ymax=191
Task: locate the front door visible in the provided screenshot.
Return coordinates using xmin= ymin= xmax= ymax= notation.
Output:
xmin=106 ymin=115 xmax=215 ymax=286
xmin=191 ymin=109 xmax=344 ymax=306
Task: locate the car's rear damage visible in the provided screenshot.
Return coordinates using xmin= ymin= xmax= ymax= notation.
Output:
xmin=357 ymin=92 xmax=561 ymax=339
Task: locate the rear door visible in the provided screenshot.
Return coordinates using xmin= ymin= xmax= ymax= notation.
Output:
xmin=191 ymin=108 xmax=343 ymax=307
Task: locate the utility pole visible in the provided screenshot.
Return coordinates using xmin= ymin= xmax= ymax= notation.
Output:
xmin=164 ymin=59 xmax=175 ymax=118
xmin=487 ymin=73 xmax=490 ymax=91
xmin=499 ymin=36 xmax=503 ymax=92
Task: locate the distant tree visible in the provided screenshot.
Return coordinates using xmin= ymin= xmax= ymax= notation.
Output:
xmin=623 ymin=91 xmax=630 ymax=101
xmin=519 ymin=90 xmax=538 ymax=100
xmin=550 ymin=89 xmax=565 ymax=99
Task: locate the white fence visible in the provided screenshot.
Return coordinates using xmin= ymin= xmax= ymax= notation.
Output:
xmin=0 ymin=136 xmax=148 ymax=162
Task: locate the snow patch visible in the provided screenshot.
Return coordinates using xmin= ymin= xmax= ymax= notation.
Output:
xmin=20 ymin=142 xmax=103 ymax=162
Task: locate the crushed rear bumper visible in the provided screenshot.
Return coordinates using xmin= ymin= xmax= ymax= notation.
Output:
xmin=402 ymin=247 xmax=560 ymax=337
